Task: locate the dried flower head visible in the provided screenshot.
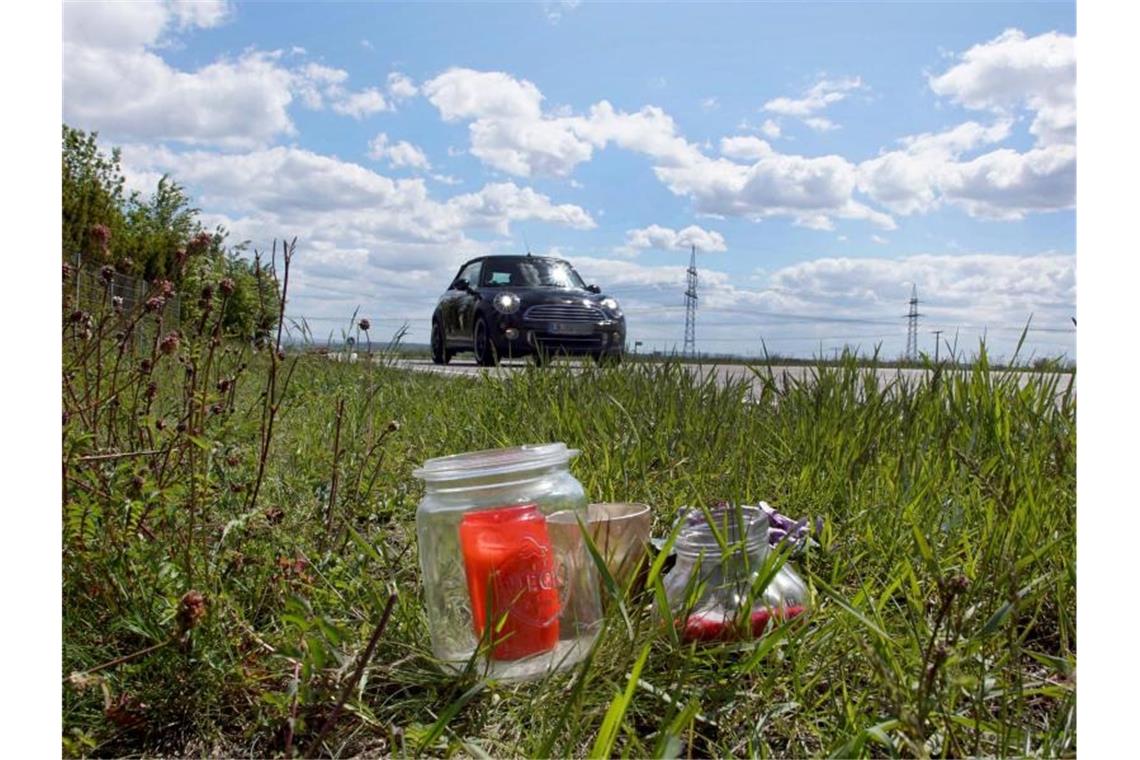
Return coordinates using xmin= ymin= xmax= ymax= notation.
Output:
xmin=139 ymin=358 xmax=152 ymax=374
xmin=112 ymin=295 xmax=124 ymax=313
xmin=216 ymin=378 xmax=231 ymax=393
xmin=63 ymin=262 xmax=74 ymax=282
xmin=210 ymin=402 xmax=225 ymax=415
xmin=276 ymin=350 xmax=286 ymax=361
xmin=189 ymin=231 xmax=213 ymax=252
xmin=200 ymin=283 xmax=214 ymax=301
xmin=386 ymin=419 xmax=401 ymax=433
xmin=145 ymin=296 xmax=166 ymax=313
xmin=159 ymin=331 xmax=181 ymax=355
xmin=145 ymin=381 xmax=158 ymax=400
xmin=157 ymin=280 xmax=175 ymax=298
xmin=154 ymin=418 xmax=165 ymax=431
xmin=90 ymin=223 xmax=112 ymax=252
xmin=176 ymin=590 xmax=207 ymax=633
xmin=69 ymin=309 xmax=87 ymax=324
xmin=358 ymin=318 xmax=371 ymax=331
xmin=219 ymin=277 xmax=236 ymax=296
xmin=100 ymin=265 xmax=115 ymax=284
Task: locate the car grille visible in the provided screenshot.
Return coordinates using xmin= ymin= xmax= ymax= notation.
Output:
xmin=523 ymin=303 xmax=605 ymax=322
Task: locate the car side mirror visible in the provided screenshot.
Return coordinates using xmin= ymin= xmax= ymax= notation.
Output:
xmin=587 ymin=284 xmax=601 ymax=294
xmin=454 ymin=280 xmax=470 ymax=292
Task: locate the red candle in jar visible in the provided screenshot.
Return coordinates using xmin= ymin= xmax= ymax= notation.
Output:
xmin=681 ymin=605 xmax=806 ymax=643
xmin=459 ymin=504 xmax=561 ymax=660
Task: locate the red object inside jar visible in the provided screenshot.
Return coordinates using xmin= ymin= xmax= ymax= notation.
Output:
xmin=681 ymin=605 xmax=805 ymax=643
xmin=459 ymin=503 xmax=561 ymax=660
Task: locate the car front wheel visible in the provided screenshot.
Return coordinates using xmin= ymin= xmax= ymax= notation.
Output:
xmin=473 ymin=317 xmax=498 ymax=367
xmin=431 ymin=320 xmax=449 ymax=365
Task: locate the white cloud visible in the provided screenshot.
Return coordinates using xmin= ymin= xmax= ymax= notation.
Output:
xmin=855 ymin=29 xmax=1077 ymax=221
xmin=387 ymin=72 xmax=418 ymax=100
xmin=169 ymin=0 xmax=230 ymax=30
xmin=655 ymin=149 xmax=897 ymax=231
xmin=422 ymin=68 xmax=705 ymax=178
xmin=421 ymin=67 xmax=900 ymax=231
xmin=720 ymin=136 xmax=773 ymax=161
xmin=804 ymin=117 xmax=838 ymax=132
xmin=330 ymin=88 xmax=389 ymax=118
xmin=929 ymin=29 xmax=1075 ymax=147
xmin=620 ymin=224 xmax=727 ymax=254
xmin=763 ymin=76 xmax=864 ymax=131
xmin=701 ymin=97 xmax=720 ymax=111
xmin=424 ymin=68 xmax=544 ymax=122
xmin=858 ymin=120 xmax=1013 ymax=215
xmin=760 ymin=119 xmax=782 ymax=139
xmin=64 ymin=1 xmax=296 ymax=149
xmin=120 ymin=144 xmax=594 ymax=251
xmin=938 ymin=144 xmax=1076 ymax=220
xmin=871 ymin=234 xmax=888 ymax=244
xmin=368 ymin=133 xmax=432 ymax=170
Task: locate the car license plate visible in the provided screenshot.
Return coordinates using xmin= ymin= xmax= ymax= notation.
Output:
xmin=549 ymin=322 xmax=594 ymax=335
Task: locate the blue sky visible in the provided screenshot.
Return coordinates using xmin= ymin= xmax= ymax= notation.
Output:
xmin=63 ymin=1 xmax=1076 ymax=359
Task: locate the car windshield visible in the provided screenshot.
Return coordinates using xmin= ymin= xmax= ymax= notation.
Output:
xmin=481 ymin=258 xmax=586 ymax=289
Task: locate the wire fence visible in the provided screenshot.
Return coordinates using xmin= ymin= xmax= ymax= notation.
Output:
xmin=68 ymin=252 xmax=182 ymax=329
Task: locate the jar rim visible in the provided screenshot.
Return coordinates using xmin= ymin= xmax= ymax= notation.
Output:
xmin=413 ymin=443 xmax=578 ymax=483
xmin=675 ymin=505 xmax=769 ymax=554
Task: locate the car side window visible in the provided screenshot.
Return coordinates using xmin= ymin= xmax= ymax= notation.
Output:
xmin=451 ymin=262 xmax=480 ymax=289
xmin=464 ymin=261 xmax=482 ymax=289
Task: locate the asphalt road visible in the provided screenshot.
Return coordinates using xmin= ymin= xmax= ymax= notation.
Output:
xmin=387 ymin=358 xmax=1075 ymax=399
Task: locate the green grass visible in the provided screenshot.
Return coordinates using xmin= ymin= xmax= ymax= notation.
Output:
xmin=62 ymin=274 xmax=1075 ymax=757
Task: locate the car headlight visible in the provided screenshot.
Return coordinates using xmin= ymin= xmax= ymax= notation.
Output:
xmin=493 ymin=292 xmax=520 ymax=314
xmin=600 ymin=297 xmax=622 ymax=317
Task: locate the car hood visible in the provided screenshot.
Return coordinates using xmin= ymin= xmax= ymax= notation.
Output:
xmin=493 ymin=287 xmax=607 ymax=304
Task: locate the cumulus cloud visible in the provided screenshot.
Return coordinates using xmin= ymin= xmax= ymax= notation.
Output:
xmin=64 ymin=1 xmax=296 ymax=149
xmin=719 ymin=136 xmax=773 ymax=161
xmin=368 ymin=133 xmax=431 ymax=170
xmin=655 ymin=149 xmax=896 ymax=231
xmin=856 ymin=29 xmax=1077 ymax=220
xmin=421 ymin=67 xmax=703 ymax=177
xmin=387 ymin=72 xmax=418 ymax=100
xmin=330 ymin=88 xmax=388 ymax=118
xmin=120 ymin=144 xmax=594 ymax=252
xmin=858 ymin=120 xmax=1012 ymax=215
xmin=619 ymin=224 xmax=727 ymax=254
xmin=929 ymin=29 xmax=1075 ymax=147
xmin=422 ymin=67 xmax=896 ymax=230
xmin=763 ymin=76 xmax=863 ymax=131
xmin=760 ymin=119 xmax=782 ymax=139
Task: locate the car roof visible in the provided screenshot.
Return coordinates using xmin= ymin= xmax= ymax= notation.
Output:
xmin=459 ymin=254 xmax=570 ymax=268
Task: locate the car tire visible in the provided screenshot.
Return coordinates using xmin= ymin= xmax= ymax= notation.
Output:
xmin=473 ymin=317 xmax=498 ymax=367
xmin=431 ymin=320 xmax=449 ymax=365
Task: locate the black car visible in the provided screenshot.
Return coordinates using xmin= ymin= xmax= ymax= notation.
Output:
xmin=430 ymin=255 xmax=626 ymax=366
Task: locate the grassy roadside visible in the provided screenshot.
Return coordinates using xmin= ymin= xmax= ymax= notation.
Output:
xmin=62 ymin=268 xmax=1075 ymax=757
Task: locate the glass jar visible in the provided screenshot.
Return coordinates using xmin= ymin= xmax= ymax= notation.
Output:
xmin=413 ymin=443 xmax=602 ymax=680
xmin=663 ymin=504 xmax=807 ymax=643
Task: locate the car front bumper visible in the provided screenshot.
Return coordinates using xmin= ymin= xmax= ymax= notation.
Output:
xmin=492 ymin=314 xmax=626 ymax=356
